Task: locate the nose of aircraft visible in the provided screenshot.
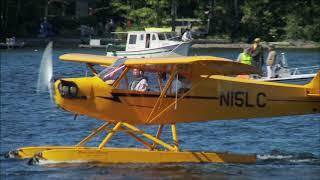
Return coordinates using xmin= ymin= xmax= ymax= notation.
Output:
xmin=53 ymin=76 xmax=114 ymax=118
xmin=57 ymin=80 xmax=79 ymax=99
xmin=53 ymin=78 xmax=91 ymax=114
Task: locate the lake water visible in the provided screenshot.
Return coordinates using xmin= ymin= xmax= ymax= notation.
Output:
xmin=1 ymin=47 xmax=320 ymax=179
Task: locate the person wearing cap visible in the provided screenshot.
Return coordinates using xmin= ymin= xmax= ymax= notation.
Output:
xmin=237 ymin=47 xmax=253 ymax=65
xmin=266 ymin=44 xmax=277 ymax=78
xmin=251 ymin=38 xmax=264 ymax=71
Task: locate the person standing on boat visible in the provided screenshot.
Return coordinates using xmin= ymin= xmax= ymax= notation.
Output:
xmin=237 ymin=47 xmax=253 ymax=65
xmin=182 ymin=28 xmax=193 ymax=42
xmin=130 ymin=69 xmax=148 ymax=92
xmin=266 ymin=45 xmax=277 ymax=78
xmin=251 ymin=38 xmax=264 ymax=71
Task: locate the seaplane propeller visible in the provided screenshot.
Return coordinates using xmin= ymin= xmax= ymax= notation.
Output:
xmin=36 ymin=41 xmax=54 ymax=103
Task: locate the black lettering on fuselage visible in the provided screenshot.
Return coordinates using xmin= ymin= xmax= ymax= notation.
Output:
xmin=235 ymin=92 xmax=244 ymax=107
xmin=257 ymin=92 xmax=266 ymax=107
xmin=219 ymin=91 xmax=267 ymax=108
xmin=220 ymin=92 xmax=229 ymax=106
xmin=230 ymin=92 xmax=234 ymax=106
xmin=245 ymin=92 xmax=254 ymax=107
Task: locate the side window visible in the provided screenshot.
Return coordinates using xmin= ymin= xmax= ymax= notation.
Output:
xmin=152 ymin=34 xmax=157 ymax=40
xmin=170 ymin=74 xmax=192 ymax=94
xmin=158 ymin=33 xmax=166 ymax=40
xmin=140 ymin=34 xmax=144 ymax=41
xmin=117 ymin=69 xmax=162 ymax=93
xmin=129 ymin=35 xmax=137 ymax=44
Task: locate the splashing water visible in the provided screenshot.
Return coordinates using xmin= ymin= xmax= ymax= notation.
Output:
xmin=36 ymin=42 xmax=53 ymax=101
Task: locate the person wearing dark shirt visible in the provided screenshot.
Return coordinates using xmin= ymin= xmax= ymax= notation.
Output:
xmin=251 ymin=38 xmax=264 ymax=72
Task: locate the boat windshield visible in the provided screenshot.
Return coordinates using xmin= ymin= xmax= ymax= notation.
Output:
xmin=165 ymin=32 xmax=178 ymax=40
xmin=98 ymin=58 xmax=127 ymax=82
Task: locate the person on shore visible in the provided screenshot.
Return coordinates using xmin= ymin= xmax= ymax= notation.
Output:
xmin=237 ymin=47 xmax=253 ymax=65
xmin=105 ymin=19 xmax=114 ymax=35
xmin=130 ymin=69 xmax=148 ymax=92
xmin=182 ymin=28 xmax=193 ymax=42
xmin=39 ymin=17 xmax=54 ymax=38
xmin=251 ymin=38 xmax=264 ymax=71
xmin=266 ymin=45 xmax=277 ymax=78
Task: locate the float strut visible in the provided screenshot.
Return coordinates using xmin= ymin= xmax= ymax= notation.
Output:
xmin=98 ymin=122 xmax=122 ymax=149
xmin=171 ymin=124 xmax=180 ymax=151
xmin=76 ymin=122 xmax=111 ymax=147
xmin=122 ymin=122 xmax=176 ymax=151
xmin=151 ymin=125 xmax=164 ymax=150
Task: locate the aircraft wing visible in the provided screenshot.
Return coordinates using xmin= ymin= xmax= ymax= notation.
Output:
xmin=59 ymin=53 xmax=118 ymax=65
xmin=59 ymin=53 xmax=260 ymax=75
xmin=126 ymin=56 xmax=261 ymax=76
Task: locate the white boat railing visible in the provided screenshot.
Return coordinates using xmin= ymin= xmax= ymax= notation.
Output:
xmin=279 ymin=52 xmax=319 ymax=75
xmin=290 ymin=65 xmax=320 ymax=75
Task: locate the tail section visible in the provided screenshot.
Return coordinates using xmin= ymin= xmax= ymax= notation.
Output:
xmin=306 ymin=71 xmax=320 ymax=97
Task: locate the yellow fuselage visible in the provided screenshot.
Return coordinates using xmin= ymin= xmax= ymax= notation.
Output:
xmin=54 ymin=75 xmax=319 ymax=125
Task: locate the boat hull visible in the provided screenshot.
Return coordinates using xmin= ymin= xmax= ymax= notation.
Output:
xmin=106 ymin=42 xmax=191 ymax=58
xmin=259 ymin=74 xmax=316 ymax=85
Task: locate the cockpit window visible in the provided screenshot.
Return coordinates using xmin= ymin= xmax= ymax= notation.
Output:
xmin=98 ymin=58 xmax=127 ymax=82
xmin=115 ymin=68 xmax=192 ymax=95
xmin=99 ymin=65 xmax=125 ymax=82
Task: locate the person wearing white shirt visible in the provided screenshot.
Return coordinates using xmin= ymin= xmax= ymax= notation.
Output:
xmin=181 ymin=29 xmax=193 ymax=42
xmin=130 ymin=69 xmax=148 ymax=92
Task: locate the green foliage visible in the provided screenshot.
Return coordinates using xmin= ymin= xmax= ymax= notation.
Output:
xmin=284 ymin=14 xmax=303 ymax=40
xmin=128 ymin=7 xmax=156 ymax=26
xmin=284 ymin=0 xmax=320 ymax=41
xmin=1 ymin=0 xmax=319 ymax=42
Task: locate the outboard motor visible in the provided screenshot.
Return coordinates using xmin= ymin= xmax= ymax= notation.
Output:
xmin=274 ymin=52 xmax=290 ymax=78
xmin=280 ymin=52 xmax=289 ymax=68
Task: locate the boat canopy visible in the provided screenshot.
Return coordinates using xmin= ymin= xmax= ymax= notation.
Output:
xmin=145 ymin=27 xmax=172 ymax=32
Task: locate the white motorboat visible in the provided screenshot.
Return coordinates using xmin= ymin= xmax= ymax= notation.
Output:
xmin=259 ymin=69 xmax=317 ymax=84
xmin=106 ymin=29 xmax=192 ymax=58
xmin=258 ymin=53 xmax=319 ymax=84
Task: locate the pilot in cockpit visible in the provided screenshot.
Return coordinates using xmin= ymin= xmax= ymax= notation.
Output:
xmin=130 ymin=68 xmax=148 ymax=92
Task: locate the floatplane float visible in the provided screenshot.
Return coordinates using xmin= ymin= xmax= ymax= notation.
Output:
xmin=7 ymin=53 xmax=320 ymax=165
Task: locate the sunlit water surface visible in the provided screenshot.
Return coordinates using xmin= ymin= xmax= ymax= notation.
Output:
xmin=1 ymin=47 xmax=319 ymax=179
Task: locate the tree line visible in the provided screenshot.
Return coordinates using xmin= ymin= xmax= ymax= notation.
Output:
xmin=1 ymin=0 xmax=320 ymax=42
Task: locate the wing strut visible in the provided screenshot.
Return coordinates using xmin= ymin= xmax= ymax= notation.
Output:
xmin=146 ymin=65 xmax=178 ymax=124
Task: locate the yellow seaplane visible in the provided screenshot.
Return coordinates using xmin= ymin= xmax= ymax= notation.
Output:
xmin=8 ymin=53 xmax=320 ymax=165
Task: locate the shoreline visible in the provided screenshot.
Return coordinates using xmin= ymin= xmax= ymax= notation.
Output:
xmin=1 ymin=38 xmax=319 ymax=49
xmin=192 ymin=39 xmax=320 ymax=49
xmin=191 ymin=43 xmax=320 ymax=49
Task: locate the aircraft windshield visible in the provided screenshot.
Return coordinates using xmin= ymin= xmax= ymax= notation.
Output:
xmin=98 ymin=58 xmax=127 ymax=82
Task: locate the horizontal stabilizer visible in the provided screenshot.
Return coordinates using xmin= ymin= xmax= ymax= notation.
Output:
xmin=306 ymin=71 xmax=320 ymax=96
